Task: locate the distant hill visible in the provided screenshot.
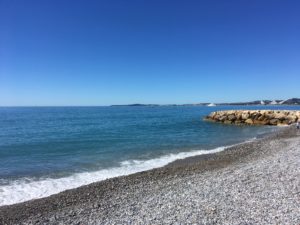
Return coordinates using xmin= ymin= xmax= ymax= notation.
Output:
xmin=280 ymin=98 xmax=300 ymax=105
xmin=222 ymin=98 xmax=300 ymax=106
xmin=110 ymin=104 xmax=160 ymax=107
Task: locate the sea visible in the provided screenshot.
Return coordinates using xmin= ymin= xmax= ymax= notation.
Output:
xmin=1 ymin=105 xmax=299 ymax=206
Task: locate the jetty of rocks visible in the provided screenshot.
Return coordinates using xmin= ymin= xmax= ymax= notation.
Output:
xmin=205 ymin=110 xmax=300 ymax=126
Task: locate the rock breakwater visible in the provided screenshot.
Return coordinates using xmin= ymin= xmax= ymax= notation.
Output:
xmin=205 ymin=110 xmax=300 ymax=126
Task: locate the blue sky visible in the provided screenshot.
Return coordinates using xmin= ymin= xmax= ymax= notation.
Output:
xmin=0 ymin=0 xmax=299 ymax=106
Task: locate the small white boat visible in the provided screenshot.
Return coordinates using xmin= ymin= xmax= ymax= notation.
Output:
xmin=207 ymin=103 xmax=216 ymax=107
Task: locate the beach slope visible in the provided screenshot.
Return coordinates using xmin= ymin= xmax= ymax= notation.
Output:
xmin=0 ymin=127 xmax=299 ymax=224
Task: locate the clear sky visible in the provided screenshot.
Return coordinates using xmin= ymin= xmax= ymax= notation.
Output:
xmin=0 ymin=0 xmax=299 ymax=106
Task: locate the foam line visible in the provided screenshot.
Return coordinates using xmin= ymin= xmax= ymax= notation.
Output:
xmin=0 ymin=147 xmax=225 ymax=206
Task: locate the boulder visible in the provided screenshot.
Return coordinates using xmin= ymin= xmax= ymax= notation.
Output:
xmin=257 ymin=115 xmax=265 ymax=121
xmin=245 ymin=119 xmax=254 ymax=125
xmin=236 ymin=113 xmax=242 ymax=120
xmin=253 ymin=113 xmax=261 ymax=120
xmin=277 ymin=122 xmax=288 ymax=126
xmin=228 ymin=115 xmax=236 ymax=121
xmin=241 ymin=112 xmax=250 ymax=120
xmin=253 ymin=120 xmax=268 ymax=125
xmin=224 ymin=120 xmax=232 ymax=124
xmin=286 ymin=115 xmax=297 ymax=123
xmin=269 ymin=119 xmax=279 ymax=125
xmin=265 ymin=112 xmax=275 ymax=120
xmin=274 ymin=112 xmax=286 ymax=120
xmin=210 ymin=112 xmax=216 ymax=117
xmin=214 ymin=115 xmax=220 ymax=120
xmin=219 ymin=116 xmax=227 ymax=122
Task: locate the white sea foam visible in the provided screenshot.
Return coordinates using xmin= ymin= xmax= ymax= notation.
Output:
xmin=0 ymin=147 xmax=225 ymax=206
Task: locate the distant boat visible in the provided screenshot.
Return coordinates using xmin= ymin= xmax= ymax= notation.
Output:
xmin=260 ymin=100 xmax=265 ymax=105
xmin=270 ymin=100 xmax=277 ymax=105
xmin=207 ymin=103 xmax=216 ymax=107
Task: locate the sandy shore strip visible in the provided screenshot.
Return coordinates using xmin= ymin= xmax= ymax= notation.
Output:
xmin=0 ymin=126 xmax=299 ymax=225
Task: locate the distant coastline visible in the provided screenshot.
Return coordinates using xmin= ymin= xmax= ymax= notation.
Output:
xmin=110 ymin=97 xmax=300 ymax=107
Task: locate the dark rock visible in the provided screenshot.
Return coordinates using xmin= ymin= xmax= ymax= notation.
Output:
xmin=269 ymin=119 xmax=279 ymax=125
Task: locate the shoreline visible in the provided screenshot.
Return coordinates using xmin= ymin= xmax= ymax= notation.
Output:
xmin=1 ymin=125 xmax=299 ymax=224
xmin=0 ymin=127 xmax=274 ymax=207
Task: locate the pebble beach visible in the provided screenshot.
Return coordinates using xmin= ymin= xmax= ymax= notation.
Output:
xmin=0 ymin=126 xmax=299 ymax=225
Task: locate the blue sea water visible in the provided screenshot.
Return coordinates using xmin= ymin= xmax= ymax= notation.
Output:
xmin=0 ymin=105 xmax=299 ymax=205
